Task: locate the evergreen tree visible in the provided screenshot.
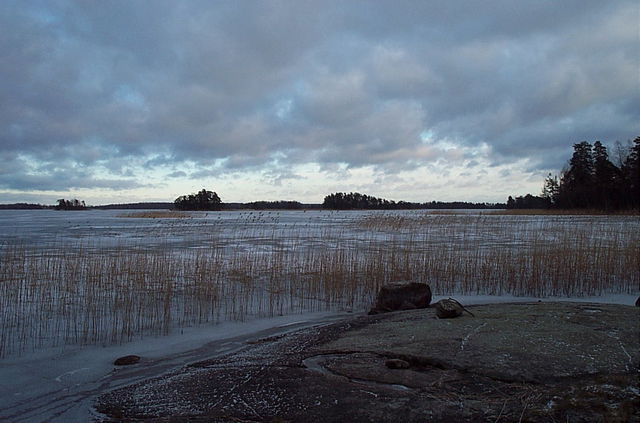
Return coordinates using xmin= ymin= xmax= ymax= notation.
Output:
xmin=508 ymin=136 xmax=639 ymax=212
xmin=592 ymin=141 xmax=621 ymax=210
xmin=621 ymin=137 xmax=640 ymax=209
xmin=558 ymin=141 xmax=595 ymax=208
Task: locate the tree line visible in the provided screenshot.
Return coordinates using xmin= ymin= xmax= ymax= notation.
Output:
xmin=508 ymin=137 xmax=639 ymax=211
xmin=241 ymin=201 xmax=303 ymax=210
xmin=0 ymin=203 xmax=50 ymax=210
xmin=173 ymin=190 xmax=503 ymax=211
xmin=322 ymin=192 xmax=503 ymax=210
xmin=173 ymin=191 xmax=312 ymax=210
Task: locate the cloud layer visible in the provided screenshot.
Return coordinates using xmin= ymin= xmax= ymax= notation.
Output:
xmin=1 ymin=1 xmax=638 ymax=203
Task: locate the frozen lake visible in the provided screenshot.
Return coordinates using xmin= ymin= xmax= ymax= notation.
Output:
xmin=0 ymin=208 xmax=638 ymax=422
xmin=0 ymin=208 xmax=498 ymax=257
xmin=1 ymin=208 xmax=636 ymax=254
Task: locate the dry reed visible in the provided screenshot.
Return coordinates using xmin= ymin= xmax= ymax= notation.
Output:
xmin=487 ymin=209 xmax=640 ymax=216
xmin=117 ymin=211 xmax=192 ymax=218
xmin=0 ymin=211 xmax=637 ymax=358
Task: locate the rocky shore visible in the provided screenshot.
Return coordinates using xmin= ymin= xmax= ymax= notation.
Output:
xmin=96 ymin=302 xmax=639 ymax=422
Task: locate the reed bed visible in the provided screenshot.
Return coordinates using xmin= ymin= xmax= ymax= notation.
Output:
xmin=0 ymin=211 xmax=637 ymax=358
xmin=487 ymin=209 xmax=640 ymax=216
xmin=117 ymin=211 xmax=193 ymax=218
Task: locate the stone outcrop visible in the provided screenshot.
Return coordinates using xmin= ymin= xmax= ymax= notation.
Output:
xmin=368 ymin=282 xmax=431 ymax=314
xmin=96 ymin=302 xmax=640 ymax=423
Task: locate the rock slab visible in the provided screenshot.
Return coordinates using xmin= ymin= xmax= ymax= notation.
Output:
xmin=96 ymin=303 xmax=639 ymax=423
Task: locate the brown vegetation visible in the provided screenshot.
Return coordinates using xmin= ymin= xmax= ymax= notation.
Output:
xmin=487 ymin=209 xmax=640 ymax=216
xmin=0 ymin=213 xmax=637 ymax=357
xmin=118 ymin=211 xmax=193 ymax=218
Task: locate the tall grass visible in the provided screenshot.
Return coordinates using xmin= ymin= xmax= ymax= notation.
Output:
xmin=0 ymin=211 xmax=637 ymax=357
xmin=487 ymin=209 xmax=640 ymax=216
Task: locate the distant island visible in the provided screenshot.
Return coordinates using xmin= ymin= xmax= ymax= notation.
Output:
xmin=0 ymin=189 xmax=504 ymax=211
xmin=0 ymin=198 xmax=503 ymax=211
xmin=0 ymin=203 xmax=51 ymax=210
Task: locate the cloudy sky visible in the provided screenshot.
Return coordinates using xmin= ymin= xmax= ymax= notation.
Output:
xmin=1 ymin=1 xmax=638 ymax=205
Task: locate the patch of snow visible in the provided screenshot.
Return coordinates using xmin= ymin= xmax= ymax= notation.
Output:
xmin=459 ymin=322 xmax=487 ymax=352
xmin=54 ymin=367 xmax=90 ymax=383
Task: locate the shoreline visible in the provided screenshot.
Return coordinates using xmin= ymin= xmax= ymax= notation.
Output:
xmin=1 ymin=295 xmax=638 ymax=422
xmin=96 ymin=301 xmax=639 ymax=422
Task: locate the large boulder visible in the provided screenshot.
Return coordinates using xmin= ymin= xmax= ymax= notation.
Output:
xmin=368 ymin=282 xmax=432 ymax=315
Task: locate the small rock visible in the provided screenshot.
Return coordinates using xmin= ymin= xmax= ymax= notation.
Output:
xmin=432 ymin=298 xmax=474 ymax=318
xmin=114 ymin=355 xmax=140 ymax=366
xmin=385 ymin=359 xmax=410 ymax=369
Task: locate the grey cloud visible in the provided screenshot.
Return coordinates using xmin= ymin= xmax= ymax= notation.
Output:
xmin=0 ymin=0 xmax=637 ymax=194
xmin=167 ymin=170 xmax=187 ymax=178
xmin=262 ymin=168 xmax=305 ymax=187
xmin=0 ymin=172 xmax=146 ymax=191
xmin=189 ymin=169 xmax=218 ymax=180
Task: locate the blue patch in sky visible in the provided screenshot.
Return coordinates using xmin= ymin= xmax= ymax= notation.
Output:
xmin=113 ymin=85 xmax=146 ymax=108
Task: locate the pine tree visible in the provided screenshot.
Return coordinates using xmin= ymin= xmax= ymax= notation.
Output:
xmin=621 ymin=136 xmax=640 ymax=209
xmin=558 ymin=142 xmax=595 ymax=208
xmin=593 ymin=141 xmax=621 ymax=210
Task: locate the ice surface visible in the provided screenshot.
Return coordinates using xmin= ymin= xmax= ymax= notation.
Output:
xmin=0 ymin=209 xmax=637 ymax=422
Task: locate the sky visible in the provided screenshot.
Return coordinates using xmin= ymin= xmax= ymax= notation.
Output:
xmin=1 ymin=0 xmax=638 ymax=205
